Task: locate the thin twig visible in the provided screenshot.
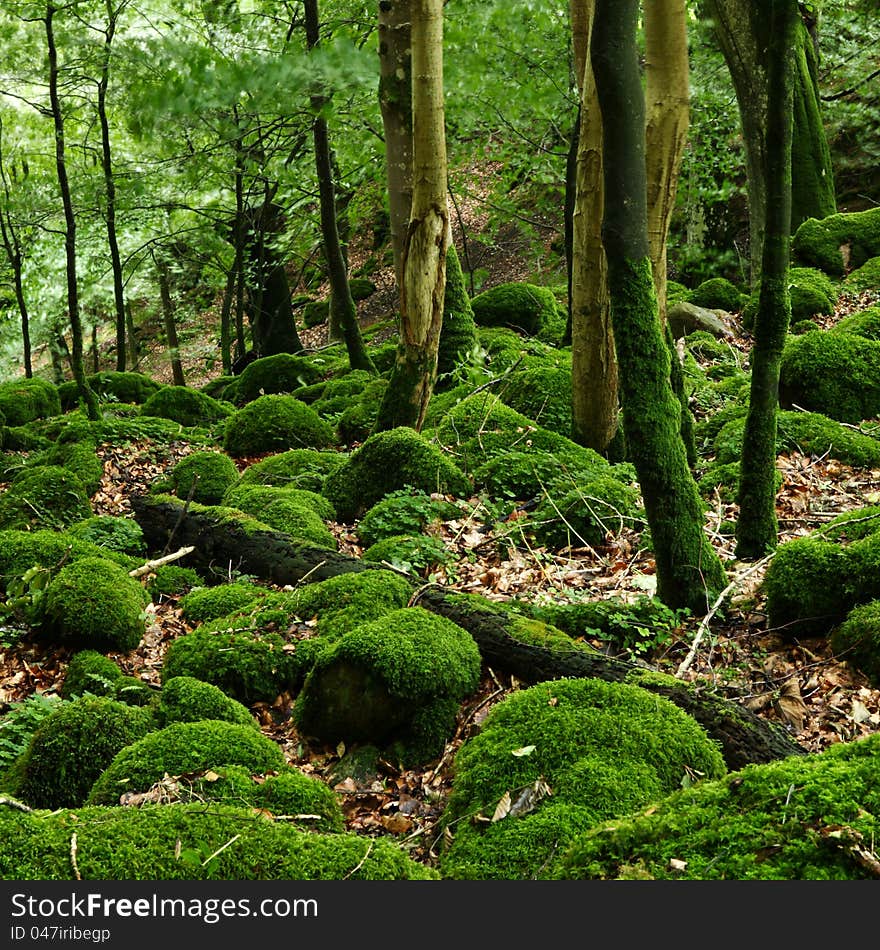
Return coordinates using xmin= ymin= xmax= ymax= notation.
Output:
xmin=128 ymin=545 xmax=196 ymax=578
xmin=70 ymin=833 xmax=81 ymax=880
xmin=202 ymin=834 xmax=240 ymax=866
xmin=343 ymin=841 xmax=373 ymax=880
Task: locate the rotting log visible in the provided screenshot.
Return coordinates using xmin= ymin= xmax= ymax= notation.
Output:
xmin=132 ymin=493 xmax=807 ymax=770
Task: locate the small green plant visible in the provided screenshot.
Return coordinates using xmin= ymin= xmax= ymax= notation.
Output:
xmin=0 ymin=692 xmax=64 ymax=773
xmin=0 ymin=564 xmax=53 ymax=631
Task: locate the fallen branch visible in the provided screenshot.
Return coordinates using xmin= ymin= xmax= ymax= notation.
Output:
xmin=128 ymin=546 xmax=196 ymax=578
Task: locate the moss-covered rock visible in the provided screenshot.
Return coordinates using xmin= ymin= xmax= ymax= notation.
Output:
xmin=843 ymin=255 xmax=880 ymax=293
xmin=555 ymin=732 xmax=880 ymax=880
xmin=356 ymin=489 xmax=460 ymax=548
xmin=234 ymin=447 xmax=346 ymax=494
xmin=219 ymin=484 xmax=336 ymax=548
xmin=0 ymin=802 xmax=437 ymax=879
xmin=86 ymin=720 xmax=285 ymax=805
xmin=791 ymin=206 xmax=880 ymax=276
xmin=169 ymin=450 xmax=240 ymax=505
xmin=323 ymin=427 xmax=471 ymax=522
xmin=439 ymin=677 xmax=726 ymax=879
xmin=42 ymin=556 xmax=150 ymax=652
xmin=832 ymin=305 xmax=880 ymax=340
xmin=222 ymin=483 xmax=336 ymax=521
xmin=10 ymin=696 xmax=154 ymax=809
xmin=140 ymin=385 xmax=232 ymax=428
xmin=157 ymin=676 xmax=258 ymax=729
xmin=789 ymin=266 xmax=839 ymax=320
xmin=302 ymin=298 xmax=330 ymax=328
xmin=61 ymin=650 xmax=123 ymax=699
xmin=0 ymin=425 xmax=52 ymax=453
xmin=688 ymin=277 xmax=747 ymax=312
xmin=58 ymin=371 xmax=160 ymax=411
xmin=497 ymin=365 xmax=573 ymax=437
xmin=0 ymin=465 xmax=92 ymax=531
xmin=0 ymin=377 xmax=61 ymax=426
xmin=67 ymin=515 xmax=146 ymax=556
xmin=235 ymin=353 xmax=324 ymax=406
xmin=33 ymin=441 xmax=104 ymax=496
xmin=470 ymin=282 xmax=560 ymax=336
xmin=179 ymin=581 xmax=268 ymax=624
xmin=146 ymin=564 xmax=205 ymax=601
xmin=830 ymin=601 xmax=880 ymax=687
xmin=293 ymin=606 xmax=481 ymax=766
xmin=335 ymin=376 xmax=390 ymax=446
xmin=222 ymin=394 xmax=335 ymax=457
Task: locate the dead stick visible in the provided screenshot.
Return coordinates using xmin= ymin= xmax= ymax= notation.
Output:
xmin=128 ymin=546 xmax=196 ymax=578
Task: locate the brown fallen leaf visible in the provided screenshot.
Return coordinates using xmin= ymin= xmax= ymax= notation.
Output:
xmin=776 ymin=679 xmax=808 ymax=734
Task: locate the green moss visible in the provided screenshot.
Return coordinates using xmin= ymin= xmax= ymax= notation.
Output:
xmin=555 ymin=732 xmax=880 ymax=880
xmin=235 ymin=353 xmax=324 ymax=405
xmin=349 ymin=276 xmax=376 ymax=301
xmin=833 ymin=306 xmax=880 ymax=341
xmin=357 ymin=488 xmax=460 ymax=547
xmin=470 ymin=282 xmax=560 ymax=336
xmin=792 ymin=207 xmax=880 ymax=276
xmin=830 ymin=601 xmax=880 ymax=687
xmin=789 ymin=266 xmax=839 ymax=320
xmin=11 ymin=696 xmax=154 ymax=809
xmin=67 ymin=515 xmax=146 ymax=556
xmin=362 ymin=533 xmax=454 ymax=575
xmin=294 ymin=606 xmax=481 ymax=766
xmin=222 ymin=394 xmax=335 ymax=457
xmin=0 ymin=803 xmax=437 ymax=879
xmin=1 ymin=425 xmax=52 ymax=453
xmin=843 ymin=255 xmax=880 ymax=293
xmin=235 ymin=447 xmax=346 ymax=494
xmin=323 ymin=427 xmax=471 ymax=522
xmin=86 ymin=720 xmax=285 ymax=805
xmin=157 ymin=676 xmax=258 ymax=729
xmin=779 ymin=331 xmax=880 ymax=423
xmin=335 ymin=377 xmax=390 ymax=446
xmin=302 ymin=299 xmax=329 ymax=328
xmin=439 ymin=678 xmax=726 ymax=879
xmin=61 ymin=650 xmax=123 ymax=699
xmin=0 ymin=465 xmax=92 ymax=531
xmin=199 ymin=375 xmax=237 ymax=401
xmin=437 ymin=243 xmax=478 ymax=384
xmin=688 ymin=277 xmax=747 ymax=312
xmin=169 ymin=450 xmax=240 ymax=505
xmin=146 ymin=564 xmax=205 ymax=600
xmin=33 ymin=441 xmax=104 ymax=495
xmin=140 ymin=385 xmax=232 ymax=428
xmin=497 ymin=365 xmax=573 ymax=437
xmin=0 ymin=693 xmax=65 ymax=782
xmin=179 ymin=582 xmax=268 ymax=624
xmin=222 ymin=483 xmax=336 ymax=521
xmin=0 ymin=377 xmax=61 ymax=426
xmin=43 ymin=556 xmax=150 ymax=653
xmin=59 ymin=371 xmax=160 ymax=411
xmin=309 ymin=370 xmax=373 ymax=416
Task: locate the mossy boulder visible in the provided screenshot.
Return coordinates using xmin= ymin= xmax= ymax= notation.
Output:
xmin=439 ymin=677 xmax=726 ymax=880
xmin=42 ymin=556 xmax=150 ymax=652
xmin=58 ymin=371 xmax=160 ymax=411
xmin=61 ymin=650 xmax=123 ymax=699
xmin=555 ymin=732 xmax=880 ymax=880
xmin=688 ymin=277 xmax=746 ymax=312
xmin=140 ymin=385 xmax=232 ymax=428
xmin=220 ymin=484 xmax=336 ymax=548
xmin=293 ymin=606 xmax=481 ymax=766
xmin=779 ymin=330 xmax=880 ymax=424
xmin=169 ymin=450 xmax=240 ymax=505
xmin=470 ymin=282 xmax=560 ymax=336
xmin=832 ymin=306 xmax=880 ymax=341
xmin=335 ymin=376 xmax=390 ymax=446
xmin=356 ymin=489 xmax=460 ymax=548
xmin=10 ymin=696 xmax=154 ymax=809
xmin=222 ymin=482 xmax=336 ymax=521
xmin=156 ymin=676 xmax=258 ymax=729
xmin=497 ymin=365 xmax=573 ymax=437
xmin=234 ymin=447 xmax=345 ymax=494
xmin=791 ymin=206 xmax=880 ymax=276
xmin=788 ymin=266 xmax=839 ymax=320
xmin=222 ymin=394 xmax=335 ymax=457
xmin=67 ymin=515 xmax=146 ymax=556
xmin=843 ymin=255 xmax=880 ymax=293
xmin=0 ymin=803 xmax=437 ymax=879
xmin=830 ymin=601 xmax=880 ymax=687
xmin=86 ymin=720 xmax=285 ymax=805
xmin=302 ymin=299 xmax=330 ymax=328
xmin=179 ymin=581 xmax=268 ymax=624
xmin=0 ymin=377 xmax=61 ymax=426
xmin=32 ymin=441 xmax=104 ymax=496
xmin=146 ymin=564 xmax=205 ymax=600
xmin=235 ymin=353 xmax=324 ymax=405
xmin=0 ymin=465 xmax=92 ymax=531
xmin=323 ymin=427 xmax=471 ymax=522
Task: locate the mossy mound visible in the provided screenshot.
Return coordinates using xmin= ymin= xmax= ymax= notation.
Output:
xmin=832 ymin=305 xmax=880 ymax=340
xmin=42 ymin=556 xmax=150 ymax=653
xmin=0 ymin=425 xmax=51 ymax=453
xmin=179 ymin=581 xmax=268 ymax=624
xmin=555 ymin=732 xmax=880 ymax=880
xmin=688 ymin=277 xmax=746 ymax=312
xmin=475 ymin=326 xmax=566 ymax=373
xmin=439 ymin=678 xmax=726 ymax=880
xmin=362 ymin=533 xmax=454 ymax=575
xmin=470 ymin=282 xmax=560 ymax=336
xmin=779 ymin=331 xmax=880 ymax=424
xmin=31 ymin=441 xmax=104 ymax=495
xmin=830 ymin=601 xmax=880 ymax=687
xmin=86 ymin=720 xmax=285 ymax=805
xmin=472 ymin=447 xmax=607 ymax=504
xmin=234 ymin=353 xmax=324 ymax=405
xmin=222 ymin=482 xmax=336 ymax=521
xmin=302 ymin=298 xmax=329 ymax=328
xmin=0 ymin=465 xmax=92 ymax=531
xmin=222 ymin=394 xmax=335 ymax=457
xmin=58 ymin=371 xmax=160 ymax=411
xmin=140 ymin=385 xmax=232 ymax=428
xmin=788 ymin=266 xmax=839 ymax=320
xmin=157 ymin=676 xmax=258 ymax=729
xmin=222 ymin=489 xmax=337 ymax=548
xmin=323 ymin=427 xmax=471 ymax=522
xmin=60 ymin=650 xmax=123 ymax=699
xmin=792 ymin=206 xmax=880 ymax=276
xmin=0 ymin=803 xmax=437 ymax=879
xmin=308 ymin=370 xmax=374 ymax=417
xmin=67 ymin=515 xmax=146 ymax=556
xmin=356 ymin=488 xmax=460 ymax=548
xmin=0 ymin=377 xmax=61 ymax=426
xmin=294 ymin=606 xmax=481 ymax=767
xmin=234 ymin=447 xmax=346 ymax=494
xmin=335 ymin=376 xmax=390 ymax=446
xmin=843 ymin=255 xmax=880 ymax=293
xmin=497 ymin=365 xmax=573 ymax=437
xmin=169 ymin=450 xmax=240 ymax=505
xmin=146 ymin=564 xmax=206 ymax=600
xmin=10 ymin=696 xmax=154 ymax=809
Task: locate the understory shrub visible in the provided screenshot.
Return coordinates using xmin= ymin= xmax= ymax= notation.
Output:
xmin=361 ymin=533 xmax=455 ymax=575
xmin=67 ymin=516 xmax=146 ymax=556
xmin=356 ymin=489 xmax=460 ymax=548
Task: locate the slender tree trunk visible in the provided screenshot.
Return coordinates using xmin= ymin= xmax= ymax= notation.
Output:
xmin=46 ymin=3 xmax=98 ymax=419
xmin=0 ymin=120 xmax=32 ymax=378
xmin=592 ymin=0 xmax=726 ymax=613
xmin=304 ymin=0 xmax=375 ymax=374
xmin=219 ymin=263 xmax=234 ymax=375
xmin=156 ymin=255 xmax=186 ymax=387
xmin=232 ymin=156 xmax=247 ymax=361
xmin=125 ymin=299 xmax=139 ymax=371
xmin=49 ymin=330 xmax=69 ymax=384
xmin=373 ymin=0 xmax=449 ymax=433
xmin=735 ymin=0 xmax=798 ymax=559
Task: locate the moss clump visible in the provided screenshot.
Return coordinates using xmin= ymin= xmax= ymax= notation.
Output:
xmin=58 ymin=371 xmax=160 ymax=411
xmin=362 ymin=533 xmax=454 ymax=575
xmin=843 ymin=255 xmax=880 ymax=293
xmin=833 ymin=306 xmax=880 ymax=341
xmin=227 ymin=492 xmax=336 ymax=548
xmin=356 ymin=488 xmax=460 ymax=548
xmin=556 ymin=732 xmax=880 ymax=880
xmin=169 ymin=450 xmax=239 ymax=505
xmin=222 ymin=482 xmax=336 ymax=521
xmin=779 ymin=330 xmax=880 ymax=424
xmin=1 ymin=425 xmax=51 ymax=453
xmin=67 ymin=515 xmax=146 ymax=556
xmin=235 ymin=353 xmax=324 ymax=406
xmin=179 ymin=581 xmax=267 ymax=624
xmin=437 ymin=244 xmax=478 ymax=384
xmin=42 ymin=556 xmax=150 ymax=653
xmin=335 ymin=376 xmax=390 ymax=446
xmin=0 ymin=465 xmax=92 ymax=531
xmin=140 ymin=385 xmax=232 ymax=428
xmin=61 ymin=650 xmax=123 ymax=699
xmin=11 ymin=696 xmax=154 ymax=809
xmin=302 ymin=299 xmax=329 ymax=328
xmin=157 ymin=676 xmax=258 ymax=729
xmin=497 ymin=365 xmax=573 ymax=437
xmin=439 ymin=678 xmax=726 ymax=880
xmin=294 ymin=606 xmax=481 ymax=766
xmin=86 ymin=720 xmax=285 ymax=806
xmin=34 ymin=441 xmax=104 ymax=496
xmin=323 ymin=427 xmax=471 ymax=522
xmin=470 ymin=282 xmax=560 ymax=336
xmin=308 ymin=370 xmax=373 ymax=415
xmin=0 ymin=802 xmax=437 ymax=879
xmin=830 ymin=601 xmax=880 ymax=686
xmin=789 ymin=266 xmax=839 ymax=320
xmin=0 ymin=377 xmax=61 ymax=426
xmin=792 ymin=206 xmax=880 ymax=276
xmin=222 ymin=394 xmax=335 ymax=457
xmin=688 ymin=277 xmax=747 ymax=312
xmin=146 ymin=564 xmax=205 ymax=600
xmin=471 ymin=446 xmax=609 ymax=503
xmin=235 ymin=447 xmax=345 ymax=494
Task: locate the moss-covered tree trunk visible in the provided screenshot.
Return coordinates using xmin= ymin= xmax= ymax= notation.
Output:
xmin=155 ymin=254 xmax=186 ymax=388
xmin=305 ymin=0 xmax=375 ymax=375
xmin=735 ymin=0 xmax=798 ymax=559
xmin=436 ymin=238 xmax=476 ymax=386
xmin=591 ymin=0 xmax=726 ymax=613
xmin=568 ymin=0 xmax=618 ymax=454
xmin=0 ymin=192 xmax=32 ymax=378
xmin=373 ymin=0 xmax=449 ymax=433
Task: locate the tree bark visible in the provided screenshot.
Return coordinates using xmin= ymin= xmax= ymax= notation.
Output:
xmin=156 ymin=254 xmax=186 ymax=387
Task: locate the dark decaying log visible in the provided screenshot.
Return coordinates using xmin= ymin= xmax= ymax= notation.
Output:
xmin=132 ymin=493 xmax=807 ymax=770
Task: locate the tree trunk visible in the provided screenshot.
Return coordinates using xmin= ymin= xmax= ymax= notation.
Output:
xmin=735 ymin=0 xmax=798 ymax=559
xmin=125 ymin=300 xmax=139 ymax=371
xmin=46 ymin=2 xmax=98 ymax=420
xmin=373 ymin=0 xmax=449 ymax=433
xmin=219 ymin=263 xmax=234 ymax=375
xmin=304 ymin=0 xmax=376 ymax=374
xmin=0 ymin=212 xmax=32 ymax=379
xmin=156 ymin=255 xmax=186 ymax=387
xmin=591 ymin=0 xmax=726 ymax=613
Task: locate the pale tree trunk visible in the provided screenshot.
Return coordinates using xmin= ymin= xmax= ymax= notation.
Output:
xmin=568 ymin=0 xmax=618 ymax=454
xmin=373 ymin=0 xmax=449 ymax=433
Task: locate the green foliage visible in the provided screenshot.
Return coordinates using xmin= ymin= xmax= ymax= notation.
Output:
xmin=169 ymin=450 xmax=240 ymax=505
xmin=235 ymin=353 xmax=324 ymax=405
xmin=234 ymin=448 xmax=346 ymax=494
xmin=470 ymin=282 xmax=560 ymax=336
xmin=67 ymin=516 xmax=146 ymax=556
xmin=157 ymin=676 xmax=257 ymax=730
xmin=830 ymin=601 xmax=880 ymax=687
xmin=31 ymin=442 xmax=104 ymax=496
xmin=362 ymin=533 xmax=455 ymax=576
xmin=356 ymin=489 xmax=460 ymax=548
xmin=0 ymin=693 xmax=64 ymax=776
xmin=179 ymin=581 xmax=267 ymax=624
xmin=222 ymin=394 xmax=335 ymax=457
xmin=61 ymin=650 xmax=123 ymax=700
xmin=0 ymin=378 xmax=61 ymax=427
xmin=0 ymin=464 xmax=92 ymax=532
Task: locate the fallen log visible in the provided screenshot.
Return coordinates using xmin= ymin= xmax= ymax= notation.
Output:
xmin=131 ymin=493 xmax=808 ymax=770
